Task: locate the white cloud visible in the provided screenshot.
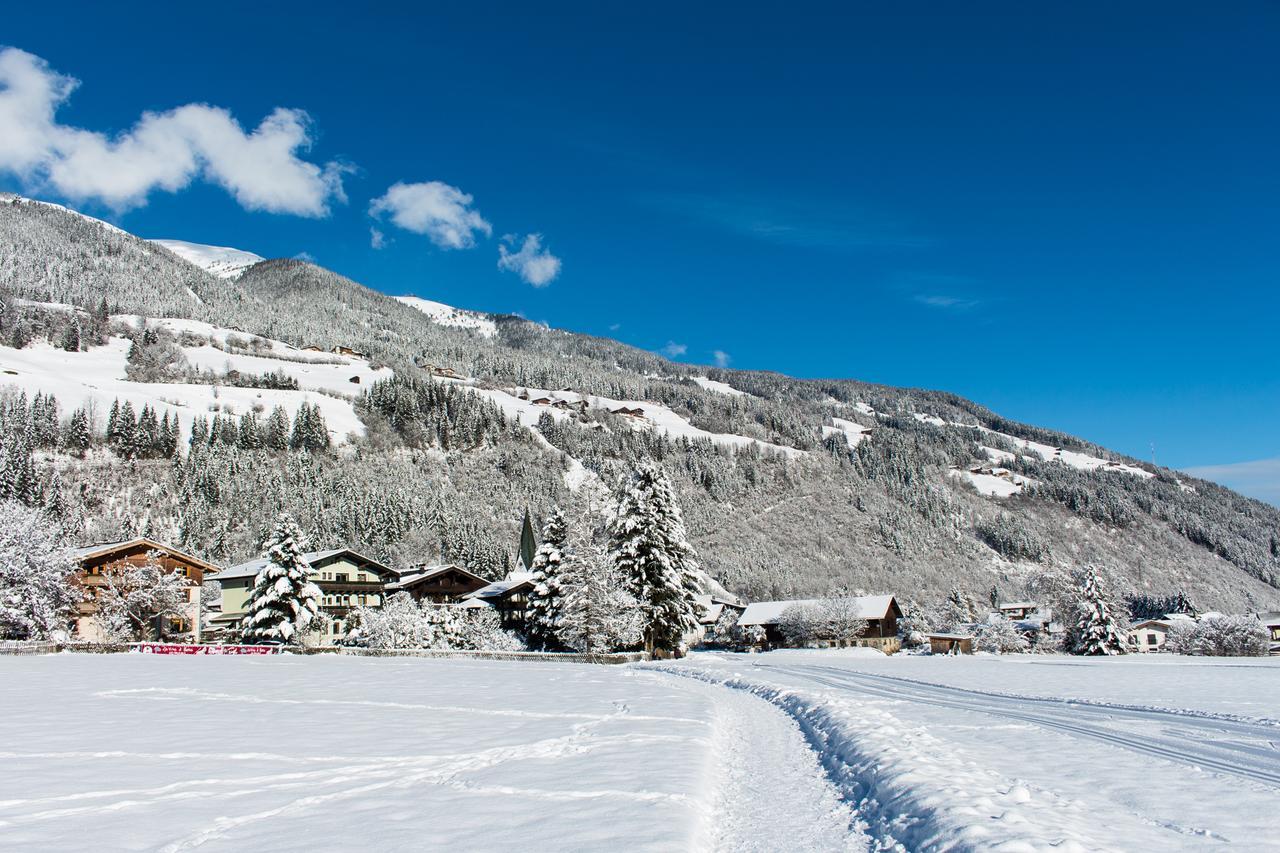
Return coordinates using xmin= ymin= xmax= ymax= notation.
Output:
xmin=0 ymin=47 xmax=348 ymax=216
xmin=660 ymin=341 xmax=687 ymax=358
xmin=608 ymin=323 xmax=621 ymax=332
xmin=913 ymin=293 xmax=980 ymax=311
xmin=370 ymin=227 xmax=387 ymax=249
xmin=1183 ymin=457 xmax=1280 ymax=507
xmin=369 ymin=181 xmax=490 ymax=250
xmin=293 ymin=251 xmax=316 ymax=263
xmin=712 ymin=350 xmax=731 ymax=368
xmin=497 ymin=233 xmax=561 ymax=287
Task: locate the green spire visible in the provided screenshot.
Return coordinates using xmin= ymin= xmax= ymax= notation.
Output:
xmin=518 ymin=508 xmax=537 ymax=572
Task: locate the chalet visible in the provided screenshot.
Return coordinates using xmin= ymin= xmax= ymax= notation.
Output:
xmin=429 ymin=366 xmax=466 ymax=380
xmin=736 ymin=595 xmax=902 ymax=652
xmin=928 ymin=633 xmax=974 ymax=655
xmin=301 ymin=345 xmax=326 ymax=353
xmin=1254 ymin=611 xmax=1280 ymax=655
xmin=1127 ymin=619 xmax=1175 ymax=652
xmin=348 ymin=375 xmax=361 ymax=384
xmin=998 ymin=601 xmax=1038 ymax=620
xmin=72 ymin=539 xmax=221 ymax=641
xmin=208 ymin=548 xmax=397 ymax=642
xmin=610 ymin=406 xmax=646 ymax=418
xmin=331 ymin=345 xmax=365 ymax=358
xmin=462 ymin=575 xmax=536 ymax=630
xmin=388 ymin=564 xmax=490 ymax=603
xmin=530 ymin=397 xmax=553 ymax=406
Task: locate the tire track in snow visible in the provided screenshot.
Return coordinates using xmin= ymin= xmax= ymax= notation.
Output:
xmin=782 ymin=666 xmax=1280 ymax=789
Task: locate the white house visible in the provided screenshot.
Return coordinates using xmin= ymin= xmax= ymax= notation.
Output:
xmin=1127 ymin=618 xmax=1175 ymax=652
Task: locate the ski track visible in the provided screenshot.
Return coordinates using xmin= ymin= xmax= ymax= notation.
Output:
xmin=691 ymin=679 xmax=866 ymax=852
xmin=769 ymin=664 xmax=1280 ymax=788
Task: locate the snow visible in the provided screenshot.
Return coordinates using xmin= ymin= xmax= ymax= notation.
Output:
xmin=658 ymin=651 xmax=1280 ymax=850
xmin=0 ymin=333 xmax=368 ymax=445
xmin=394 ymin=296 xmax=498 ymax=338
xmin=151 ymin=239 xmax=265 ymax=279
xmin=689 ymin=377 xmax=747 ymax=397
xmin=474 ymin=386 xmax=805 ymax=458
xmin=823 ymin=417 xmax=872 ymax=449
xmin=949 ymin=467 xmax=1036 ymax=498
xmin=737 ymin=595 xmax=895 ymax=626
xmin=0 ymin=654 xmax=865 ymax=852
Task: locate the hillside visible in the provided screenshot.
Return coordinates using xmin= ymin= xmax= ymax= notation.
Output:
xmin=1 ymin=193 xmax=1278 ymax=612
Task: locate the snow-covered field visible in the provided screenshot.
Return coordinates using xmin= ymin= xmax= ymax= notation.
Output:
xmin=658 ymin=651 xmax=1280 ymax=851
xmin=0 ymin=654 xmax=861 ymax=852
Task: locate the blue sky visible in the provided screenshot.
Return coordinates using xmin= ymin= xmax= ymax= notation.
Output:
xmin=2 ymin=2 xmax=1277 ymax=502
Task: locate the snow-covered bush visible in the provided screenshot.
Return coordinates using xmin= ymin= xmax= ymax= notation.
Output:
xmin=0 ymin=500 xmax=80 ymax=639
xmin=452 ymin=607 xmax=525 ymax=652
xmin=702 ymin=605 xmax=744 ymax=648
xmin=95 ymin=553 xmax=193 ymax=641
xmin=347 ymin=593 xmax=524 ymax=652
xmin=1165 ymin=615 xmax=1268 ymax=657
xmin=777 ymin=597 xmax=868 ymax=647
xmin=973 ymin=618 xmax=1029 ymax=654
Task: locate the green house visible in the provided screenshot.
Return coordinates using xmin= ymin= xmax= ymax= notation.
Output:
xmin=208 ymin=548 xmax=398 ymax=643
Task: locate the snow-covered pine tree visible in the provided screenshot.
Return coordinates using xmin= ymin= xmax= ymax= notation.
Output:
xmin=525 ymin=505 xmax=568 ymax=650
xmin=63 ymin=407 xmax=92 ymax=457
xmin=607 ymin=464 xmax=703 ymax=658
xmin=1066 ymin=566 xmax=1128 ymax=655
xmin=941 ymin=586 xmax=978 ymax=630
xmin=240 ymin=513 xmax=322 ymax=644
xmin=0 ymin=500 xmax=80 ymax=640
xmin=557 ymin=529 xmax=640 ymax=654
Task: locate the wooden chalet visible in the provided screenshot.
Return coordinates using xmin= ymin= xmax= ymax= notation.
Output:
xmin=736 ymin=595 xmax=902 ymax=653
xmin=331 ymin=345 xmax=365 ymax=358
xmin=209 ymin=548 xmax=397 ymax=642
xmin=388 ymin=564 xmax=490 ymax=603
xmin=998 ymin=601 xmax=1038 ymax=620
xmin=72 ymin=539 xmax=221 ymax=641
xmin=462 ymin=575 xmax=536 ymax=630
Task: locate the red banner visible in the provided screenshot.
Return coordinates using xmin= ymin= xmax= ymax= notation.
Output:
xmin=134 ymin=643 xmax=278 ymax=655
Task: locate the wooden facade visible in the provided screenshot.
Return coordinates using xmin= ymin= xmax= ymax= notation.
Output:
xmin=928 ymin=633 xmax=974 ymax=655
xmin=73 ymin=539 xmax=221 ymax=641
xmin=390 ymin=564 xmax=490 ymax=603
xmin=464 ymin=578 xmax=536 ymax=630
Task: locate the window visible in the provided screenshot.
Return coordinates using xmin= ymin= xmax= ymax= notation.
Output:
xmin=1147 ymin=635 xmax=1158 ymax=645
xmin=335 ymin=573 xmax=348 ymax=583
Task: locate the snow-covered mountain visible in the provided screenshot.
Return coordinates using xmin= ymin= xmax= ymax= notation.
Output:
xmin=2 ymin=194 xmax=1278 ymax=611
xmin=151 ymin=239 xmax=265 ymax=279
xmin=394 ymin=295 xmax=499 ymax=338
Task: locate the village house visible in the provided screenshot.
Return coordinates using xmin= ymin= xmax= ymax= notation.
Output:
xmin=72 ymin=539 xmax=221 ymax=641
xmin=463 ymin=576 xmax=536 ymax=630
xmin=1127 ymin=618 xmax=1176 ymax=652
xmin=998 ymin=601 xmax=1038 ymax=620
xmin=207 ymin=548 xmax=397 ymax=642
xmin=388 ymin=564 xmax=490 ymax=603
xmin=330 ymin=345 xmax=365 ymax=358
xmin=735 ymin=595 xmax=902 ymax=653
xmin=1254 ymin=611 xmax=1280 ymax=655
xmin=927 ymin=632 xmax=974 ymax=655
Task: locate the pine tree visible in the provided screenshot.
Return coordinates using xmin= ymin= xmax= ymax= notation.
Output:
xmin=240 ymin=513 xmax=321 ymax=644
xmin=63 ymin=407 xmax=92 ymax=457
xmin=557 ymin=531 xmax=640 ymax=654
xmin=525 ymin=506 xmax=568 ymax=650
xmin=239 ymin=412 xmax=262 ymax=450
xmin=607 ymin=465 xmax=703 ymax=658
xmin=1067 ymin=566 xmax=1128 ymax=656
xmin=264 ymin=406 xmax=290 ymax=451
xmin=59 ymin=320 xmax=80 ymax=352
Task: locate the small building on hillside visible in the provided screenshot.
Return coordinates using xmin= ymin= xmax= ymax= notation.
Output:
xmin=331 ymin=345 xmax=365 ymax=358
xmin=736 ymin=595 xmax=902 ymax=653
xmin=388 ymin=564 xmax=490 ymax=603
xmin=1254 ymin=611 xmax=1280 ymax=655
xmin=209 ymin=548 xmax=398 ymax=643
xmin=998 ymin=601 xmax=1038 ymax=621
xmin=1127 ymin=619 xmax=1175 ymax=653
xmin=462 ymin=575 xmax=536 ymax=630
xmin=72 ymin=539 xmax=221 ymax=641
xmin=928 ymin=633 xmax=974 ymax=655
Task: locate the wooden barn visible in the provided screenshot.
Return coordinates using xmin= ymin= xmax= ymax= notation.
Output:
xmin=388 ymin=564 xmax=490 ymax=603
xmin=928 ymin=633 xmax=974 ymax=655
xmin=72 ymin=539 xmax=221 ymax=641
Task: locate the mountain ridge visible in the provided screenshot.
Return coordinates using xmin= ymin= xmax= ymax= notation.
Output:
xmin=1 ymin=193 xmax=1277 ymax=612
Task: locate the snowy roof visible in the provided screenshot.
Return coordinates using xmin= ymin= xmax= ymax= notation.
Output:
xmin=737 ymin=595 xmax=897 ymax=627
xmin=214 ymin=548 xmax=393 ymax=581
xmin=1129 ymin=619 xmax=1175 ymax=630
xmin=387 ymin=564 xmax=487 ymax=590
xmin=927 ymin=632 xmax=974 ymax=640
xmin=71 ymin=538 xmax=221 ymax=573
xmin=999 ymin=601 xmax=1037 ymax=610
xmin=465 ymin=578 xmax=535 ymax=600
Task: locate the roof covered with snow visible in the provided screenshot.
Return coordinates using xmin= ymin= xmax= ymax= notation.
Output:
xmin=215 ymin=548 xmax=394 ymax=581
xmin=737 ymin=595 xmax=897 ymax=626
xmin=465 ymin=578 xmax=535 ymax=600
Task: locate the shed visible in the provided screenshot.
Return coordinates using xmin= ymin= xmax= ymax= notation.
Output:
xmin=998 ymin=601 xmax=1038 ymax=620
xmin=928 ymin=633 xmax=974 ymax=655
